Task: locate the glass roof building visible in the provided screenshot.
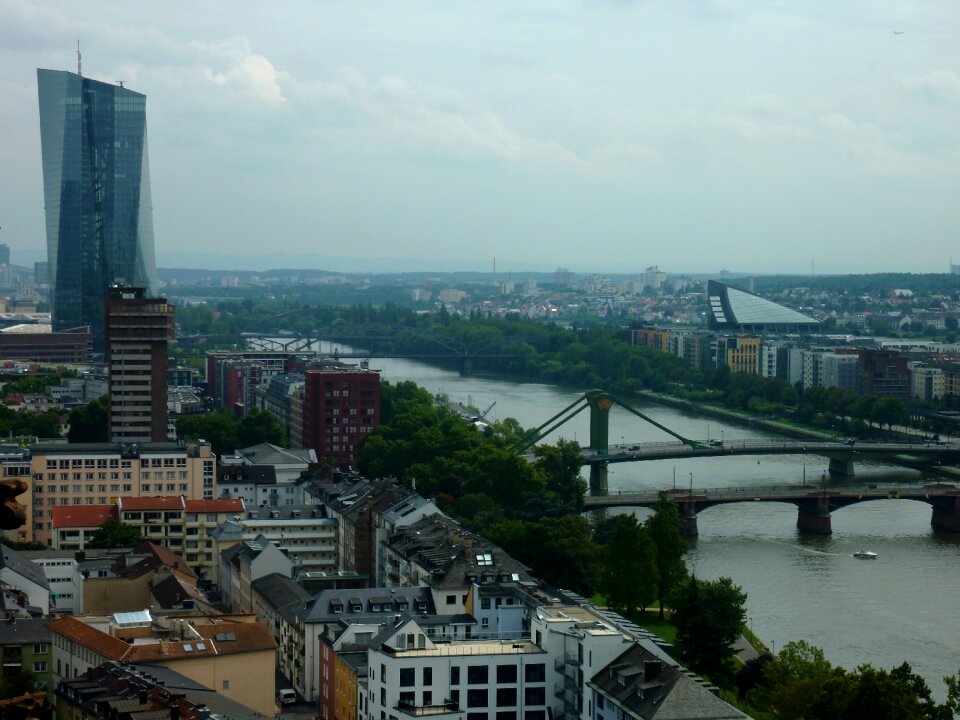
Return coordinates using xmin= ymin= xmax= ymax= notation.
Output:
xmin=37 ymin=69 xmax=158 ymax=352
xmin=707 ymin=280 xmax=820 ymax=334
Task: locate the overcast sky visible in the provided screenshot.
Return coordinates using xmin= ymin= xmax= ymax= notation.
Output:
xmin=1 ymin=1 xmax=959 ymax=275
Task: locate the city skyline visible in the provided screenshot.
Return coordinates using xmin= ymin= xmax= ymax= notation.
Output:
xmin=2 ymin=2 xmax=960 ymax=274
xmin=37 ymin=68 xmax=158 ymax=349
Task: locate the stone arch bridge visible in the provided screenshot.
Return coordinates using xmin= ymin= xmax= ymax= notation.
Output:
xmin=582 ymin=483 xmax=960 ymax=536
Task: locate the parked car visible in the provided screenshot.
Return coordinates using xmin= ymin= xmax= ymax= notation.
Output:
xmin=279 ymin=689 xmax=297 ymax=706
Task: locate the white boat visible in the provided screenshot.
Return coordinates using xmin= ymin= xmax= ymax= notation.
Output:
xmin=853 ymin=550 xmax=878 ymax=559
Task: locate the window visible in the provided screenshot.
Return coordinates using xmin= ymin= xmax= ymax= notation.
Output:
xmin=451 ymin=666 xmax=460 ymax=684
xmin=399 ymin=692 xmax=415 ymax=706
xmin=467 ymin=689 xmax=487 ymax=708
xmin=497 ymin=665 xmax=517 ymax=684
xmin=423 ymin=691 xmax=432 ymax=707
xmin=222 ymin=680 xmax=230 ymax=690
xmin=525 ymin=664 xmax=545 ymax=683
xmin=423 ymin=667 xmax=432 ymax=686
xmin=467 ymin=665 xmax=488 ymax=684
xmin=33 ymin=662 xmax=47 ymax=673
xmin=399 ymin=668 xmax=415 ymax=687
xmin=525 ymin=712 xmax=546 ymax=720
xmin=446 ymin=594 xmax=456 ymax=605
xmin=497 ymin=713 xmax=517 ymax=720
xmin=481 ymin=598 xmax=491 ymax=610
xmin=496 ymin=688 xmax=517 ymax=707
xmin=524 ymin=688 xmax=545 ymax=706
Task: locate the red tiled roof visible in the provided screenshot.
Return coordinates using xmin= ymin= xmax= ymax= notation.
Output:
xmin=51 ymin=505 xmax=119 ymax=528
xmin=192 ymin=622 xmax=277 ymax=655
xmin=119 ymin=496 xmax=185 ymax=511
xmin=129 ymin=542 xmax=198 ymax=580
xmin=46 ymin=616 xmax=130 ymax=661
xmin=184 ymin=499 xmax=244 ymax=513
xmin=47 ymin=615 xmax=275 ymax=663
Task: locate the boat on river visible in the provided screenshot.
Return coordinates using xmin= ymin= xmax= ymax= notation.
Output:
xmin=853 ymin=550 xmax=878 ymax=559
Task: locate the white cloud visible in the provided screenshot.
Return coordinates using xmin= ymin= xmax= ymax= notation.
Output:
xmin=901 ymin=70 xmax=960 ymax=103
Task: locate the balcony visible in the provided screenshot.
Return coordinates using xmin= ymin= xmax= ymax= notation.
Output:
xmin=396 ymin=700 xmax=460 ymax=717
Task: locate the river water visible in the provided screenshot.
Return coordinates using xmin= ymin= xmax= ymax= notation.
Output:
xmin=327 ymin=348 xmax=960 ymax=696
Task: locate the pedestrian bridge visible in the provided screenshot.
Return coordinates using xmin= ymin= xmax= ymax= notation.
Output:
xmin=582 ymin=482 xmax=960 ymax=536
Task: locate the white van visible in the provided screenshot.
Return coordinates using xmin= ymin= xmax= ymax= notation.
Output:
xmin=279 ymin=689 xmax=297 ymax=706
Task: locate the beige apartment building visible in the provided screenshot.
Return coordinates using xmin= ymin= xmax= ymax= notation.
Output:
xmin=30 ymin=441 xmax=216 ymax=546
xmin=117 ymin=496 xmax=245 ymax=581
xmin=48 ymin=611 xmax=277 ymax=715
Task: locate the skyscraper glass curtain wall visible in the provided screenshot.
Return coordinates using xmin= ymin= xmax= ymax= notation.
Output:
xmin=37 ymin=69 xmax=158 ymax=352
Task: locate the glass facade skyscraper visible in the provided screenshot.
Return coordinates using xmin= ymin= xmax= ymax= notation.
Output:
xmin=37 ymin=69 xmax=158 ymax=352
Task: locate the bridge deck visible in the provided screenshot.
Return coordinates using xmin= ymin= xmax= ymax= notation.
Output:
xmin=579 ymin=439 xmax=959 ymax=464
xmin=583 ymin=482 xmax=960 ymax=508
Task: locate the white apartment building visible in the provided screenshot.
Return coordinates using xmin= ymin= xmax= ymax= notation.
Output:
xmin=366 ymin=617 xmax=550 ymax=720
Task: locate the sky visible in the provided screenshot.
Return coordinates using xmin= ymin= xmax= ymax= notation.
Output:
xmin=1 ymin=1 xmax=959 ymax=275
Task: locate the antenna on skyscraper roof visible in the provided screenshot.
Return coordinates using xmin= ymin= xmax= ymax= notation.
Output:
xmin=77 ymin=39 xmax=82 ymax=76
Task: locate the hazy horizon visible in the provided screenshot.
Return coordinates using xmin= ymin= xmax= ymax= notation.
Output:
xmin=2 ymin=1 xmax=959 ymax=276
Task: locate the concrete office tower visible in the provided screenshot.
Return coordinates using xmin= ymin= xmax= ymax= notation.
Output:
xmin=37 ymin=69 xmax=158 ymax=352
xmin=105 ymin=285 xmax=175 ymax=443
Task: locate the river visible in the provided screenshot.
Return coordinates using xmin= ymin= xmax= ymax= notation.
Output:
xmin=326 ymin=347 xmax=960 ymax=696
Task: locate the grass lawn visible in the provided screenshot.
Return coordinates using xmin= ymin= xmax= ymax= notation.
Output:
xmin=630 ymin=609 xmax=677 ymax=644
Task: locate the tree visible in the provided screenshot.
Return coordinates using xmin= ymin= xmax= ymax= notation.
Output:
xmin=88 ymin=520 xmax=142 ymax=549
xmin=0 ymin=669 xmax=38 ymax=698
xmin=68 ymin=396 xmax=108 ymax=443
xmin=599 ymin=515 xmax=658 ymax=615
xmin=238 ymin=408 xmax=287 ymax=448
xmin=176 ymin=412 xmax=240 ymax=456
xmin=670 ymin=576 xmax=747 ymax=686
xmin=534 ymin=439 xmax=587 ymax=512
xmin=486 ymin=515 xmax=603 ymax=595
xmin=748 ymin=640 xmax=838 ymax=718
xmin=644 ymin=495 xmax=688 ymax=618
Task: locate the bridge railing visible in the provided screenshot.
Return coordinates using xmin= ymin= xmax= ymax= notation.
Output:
xmin=593 ymin=482 xmax=959 ymax=503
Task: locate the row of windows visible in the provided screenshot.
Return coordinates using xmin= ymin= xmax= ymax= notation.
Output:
xmin=43 ymin=457 xmax=187 ymax=470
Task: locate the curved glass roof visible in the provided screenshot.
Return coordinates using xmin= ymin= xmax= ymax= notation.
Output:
xmin=709 ymin=281 xmax=818 ymax=326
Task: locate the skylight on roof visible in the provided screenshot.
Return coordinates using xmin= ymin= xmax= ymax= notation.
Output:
xmin=112 ymin=610 xmax=152 ymax=629
xmin=476 ymin=553 xmax=493 ymax=566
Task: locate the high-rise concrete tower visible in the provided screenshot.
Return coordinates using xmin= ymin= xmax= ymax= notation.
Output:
xmin=105 ymin=284 xmax=175 ymax=443
xmin=37 ymin=69 xmax=158 ymax=353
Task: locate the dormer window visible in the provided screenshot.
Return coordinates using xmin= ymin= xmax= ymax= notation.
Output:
xmin=331 ymin=603 xmax=343 ymax=614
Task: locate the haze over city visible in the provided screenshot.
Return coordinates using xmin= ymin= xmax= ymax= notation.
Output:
xmin=2 ymin=0 xmax=959 ymax=274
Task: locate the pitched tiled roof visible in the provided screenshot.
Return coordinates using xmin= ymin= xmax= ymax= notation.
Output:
xmin=125 ymin=542 xmax=197 ymax=580
xmin=184 ymin=499 xmax=244 ymax=513
xmin=191 ymin=622 xmax=277 ymax=655
xmin=151 ymin=574 xmax=210 ymax=610
xmin=51 ymin=505 xmax=119 ymax=529
xmin=46 ymin=616 xmax=130 ymax=661
xmin=119 ymin=497 xmax=185 ymax=511
xmin=47 ymin=615 xmax=275 ymax=664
